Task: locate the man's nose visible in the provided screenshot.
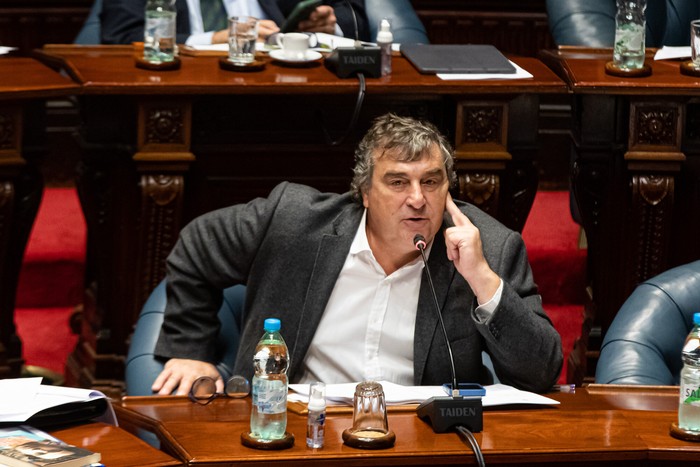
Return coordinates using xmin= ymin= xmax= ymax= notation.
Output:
xmin=406 ymin=182 xmax=426 ymax=208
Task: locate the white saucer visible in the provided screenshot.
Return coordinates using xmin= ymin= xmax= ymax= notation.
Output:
xmin=269 ymin=49 xmax=322 ymax=64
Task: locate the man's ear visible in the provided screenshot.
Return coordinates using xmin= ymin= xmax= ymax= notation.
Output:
xmin=361 ymin=190 xmax=369 ymax=208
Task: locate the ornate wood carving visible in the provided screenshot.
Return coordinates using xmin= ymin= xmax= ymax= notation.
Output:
xmin=630 ymin=101 xmax=682 ymax=151
xmin=457 ymin=172 xmax=499 ymax=217
xmin=138 ymin=174 xmax=184 ymax=307
xmin=144 ymin=108 xmax=185 ymax=145
xmin=457 ymin=105 xmax=504 ymax=145
xmin=630 ymin=174 xmax=674 ymax=283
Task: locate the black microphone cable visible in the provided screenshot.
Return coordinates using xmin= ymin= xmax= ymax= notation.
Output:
xmin=319 ymin=71 xmax=365 ymax=146
xmin=318 ymin=0 xmax=364 ymax=146
xmin=414 ymin=234 xmax=486 ymax=466
xmin=456 ymin=425 xmax=486 ymax=467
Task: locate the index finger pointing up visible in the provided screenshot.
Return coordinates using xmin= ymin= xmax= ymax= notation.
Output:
xmin=446 ymin=192 xmax=473 ymax=227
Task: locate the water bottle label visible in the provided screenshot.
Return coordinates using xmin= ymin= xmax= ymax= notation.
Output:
xmin=253 ymin=379 xmax=287 ymax=414
xmin=681 ymin=382 xmax=700 ymax=406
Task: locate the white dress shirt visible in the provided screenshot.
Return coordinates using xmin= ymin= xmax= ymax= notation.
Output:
xmin=297 ymin=210 xmax=504 ymax=385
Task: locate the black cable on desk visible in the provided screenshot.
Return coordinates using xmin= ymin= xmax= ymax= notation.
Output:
xmin=455 ymin=425 xmax=486 ymax=467
xmin=319 ymin=72 xmax=366 ymax=146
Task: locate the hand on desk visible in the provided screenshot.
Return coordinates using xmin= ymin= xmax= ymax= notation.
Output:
xmin=152 ymin=358 xmax=222 ymax=396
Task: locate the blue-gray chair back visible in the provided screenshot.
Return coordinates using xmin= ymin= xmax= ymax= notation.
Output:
xmin=596 ymin=260 xmax=700 ymax=385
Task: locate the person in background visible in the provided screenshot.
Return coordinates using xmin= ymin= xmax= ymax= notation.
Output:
xmin=101 ymin=0 xmax=369 ymax=45
xmin=151 ymin=113 xmax=563 ymax=396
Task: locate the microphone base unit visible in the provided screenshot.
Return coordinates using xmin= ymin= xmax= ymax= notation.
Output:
xmin=416 ymin=396 xmax=483 ymax=433
xmin=324 ymin=47 xmax=381 ymax=78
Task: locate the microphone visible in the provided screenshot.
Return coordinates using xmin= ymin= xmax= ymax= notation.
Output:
xmin=413 ymin=234 xmax=484 ymax=434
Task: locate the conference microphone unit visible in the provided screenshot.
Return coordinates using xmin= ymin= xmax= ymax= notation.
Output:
xmin=412 ymin=234 xmax=484 ymax=434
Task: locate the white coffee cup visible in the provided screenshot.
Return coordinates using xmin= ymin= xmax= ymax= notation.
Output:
xmin=275 ymin=32 xmax=311 ymax=60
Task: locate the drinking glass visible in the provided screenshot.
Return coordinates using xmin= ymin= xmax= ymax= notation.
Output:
xmin=228 ymin=16 xmax=259 ymax=64
xmin=342 ymin=381 xmax=395 ymax=449
xmin=691 ymin=20 xmax=700 ymax=68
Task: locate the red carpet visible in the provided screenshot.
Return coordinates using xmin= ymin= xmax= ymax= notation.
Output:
xmin=523 ymin=191 xmax=586 ymax=383
xmin=14 ymin=188 xmax=585 ymax=385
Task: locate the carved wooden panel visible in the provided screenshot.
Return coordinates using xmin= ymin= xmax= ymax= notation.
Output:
xmin=629 ymin=174 xmax=676 ymax=283
xmin=138 ymin=101 xmax=191 ymax=152
xmin=138 ymin=174 xmax=184 ymax=308
xmin=454 ymin=101 xmax=510 ymax=219
xmin=629 ymin=101 xmax=683 ymax=152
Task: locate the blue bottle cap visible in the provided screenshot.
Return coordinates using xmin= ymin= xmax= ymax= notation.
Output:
xmin=264 ymin=318 xmax=281 ymax=332
xmin=694 ymin=313 xmax=700 ymax=325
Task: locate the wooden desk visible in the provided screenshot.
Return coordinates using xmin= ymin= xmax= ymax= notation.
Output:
xmin=115 ymin=385 xmax=699 ymax=466
xmin=540 ymin=48 xmax=700 ymax=384
xmin=50 ymin=421 xmax=181 ymax=466
xmin=35 ymin=45 xmax=566 ymax=395
xmin=0 ymin=56 xmax=80 ymax=380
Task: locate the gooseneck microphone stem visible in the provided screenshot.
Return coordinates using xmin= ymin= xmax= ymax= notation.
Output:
xmin=413 ymin=234 xmax=459 ymax=396
xmin=343 ymin=0 xmax=360 ymax=44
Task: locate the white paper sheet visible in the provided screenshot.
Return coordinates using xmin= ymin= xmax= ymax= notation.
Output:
xmin=436 ymin=61 xmax=533 ymax=81
xmin=288 ymin=381 xmax=559 ymax=408
xmin=654 ymin=46 xmax=692 ymax=60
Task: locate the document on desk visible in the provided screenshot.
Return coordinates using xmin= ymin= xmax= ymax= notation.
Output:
xmin=436 ymin=61 xmax=533 ymax=81
xmin=288 ymin=382 xmax=559 ymax=408
xmin=0 ymin=377 xmax=117 ymax=426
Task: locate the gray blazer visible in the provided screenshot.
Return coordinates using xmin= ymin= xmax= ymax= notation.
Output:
xmin=156 ymin=182 xmax=562 ymax=393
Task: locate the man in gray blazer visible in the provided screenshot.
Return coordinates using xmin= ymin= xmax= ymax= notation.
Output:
xmin=152 ymin=113 xmax=563 ymax=395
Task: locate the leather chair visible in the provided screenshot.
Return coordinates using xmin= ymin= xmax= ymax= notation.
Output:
xmin=546 ymin=0 xmax=700 ymax=47
xmin=125 ymin=281 xmax=246 ymax=395
xmin=595 ymin=260 xmax=700 ymax=385
xmin=364 ymin=0 xmax=428 ymax=44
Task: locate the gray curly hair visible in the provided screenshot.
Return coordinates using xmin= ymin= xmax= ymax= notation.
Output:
xmin=351 ymin=113 xmax=456 ymax=202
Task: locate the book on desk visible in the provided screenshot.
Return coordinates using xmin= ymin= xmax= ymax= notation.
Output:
xmin=0 ymin=425 xmax=101 ymax=467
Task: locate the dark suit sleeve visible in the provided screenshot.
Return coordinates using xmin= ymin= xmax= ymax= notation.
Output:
xmin=101 ymin=0 xmax=191 ymax=45
xmin=153 ymin=183 xmax=288 ymax=363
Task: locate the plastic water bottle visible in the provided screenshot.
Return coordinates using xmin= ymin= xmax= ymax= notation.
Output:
xmin=250 ymin=318 xmax=289 ymax=440
xmin=679 ymin=313 xmax=700 ymax=433
xmin=613 ymin=0 xmax=646 ymax=70
xmin=376 ymin=19 xmax=393 ymax=77
xmin=144 ymin=0 xmax=176 ymax=63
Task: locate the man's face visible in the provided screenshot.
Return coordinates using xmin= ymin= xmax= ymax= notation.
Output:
xmin=362 ymin=144 xmax=449 ymax=255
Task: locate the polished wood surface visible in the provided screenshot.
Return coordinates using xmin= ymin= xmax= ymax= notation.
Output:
xmin=116 ymin=385 xmax=700 ymax=466
xmin=50 ymin=422 xmax=181 ymax=466
xmin=0 ymin=56 xmax=80 ymax=380
xmin=541 ymin=47 xmax=700 ymax=384
xmin=34 ymin=44 xmax=566 ymax=395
